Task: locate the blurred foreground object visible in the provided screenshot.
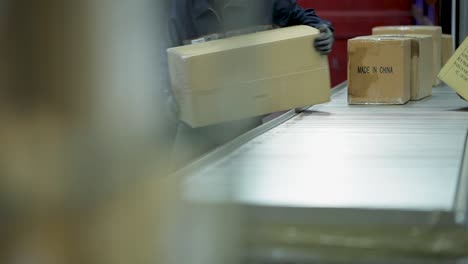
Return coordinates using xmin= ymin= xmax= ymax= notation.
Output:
xmin=0 ymin=0 xmax=190 ymax=263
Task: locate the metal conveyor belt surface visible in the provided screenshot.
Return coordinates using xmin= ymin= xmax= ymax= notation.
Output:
xmin=182 ymin=84 xmax=468 ymax=227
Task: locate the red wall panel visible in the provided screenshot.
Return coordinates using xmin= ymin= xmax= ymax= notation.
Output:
xmin=298 ymin=0 xmax=414 ymax=86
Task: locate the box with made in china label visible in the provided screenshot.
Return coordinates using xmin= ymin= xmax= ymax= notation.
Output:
xmin=367 ymin=34 xmax=433 ymax=101
xmin=373 ymin=26 xmax=442 ymax=86
xmin=348 ymin=36 xmax=412 ymax=105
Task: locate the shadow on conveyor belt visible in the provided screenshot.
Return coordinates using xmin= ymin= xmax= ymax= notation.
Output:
xmin=298 ymin=110 xmax=333 ymax=116
xmin=449 ymin=107 xmax=468 ymax=112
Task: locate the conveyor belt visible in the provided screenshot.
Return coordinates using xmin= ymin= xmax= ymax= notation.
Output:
xmin=180 ymin=84 xmax=468 ymax=227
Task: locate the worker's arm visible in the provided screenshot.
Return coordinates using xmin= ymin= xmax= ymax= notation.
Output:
xmin=273 ymin=0 xmax=334 ymax=55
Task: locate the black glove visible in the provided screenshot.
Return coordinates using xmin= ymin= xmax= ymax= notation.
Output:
xmin=314 ymin=25 xmax=334 ymax=55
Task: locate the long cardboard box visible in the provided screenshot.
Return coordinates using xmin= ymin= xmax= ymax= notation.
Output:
xmin=367 ymin=34 xmax=433 ymax=100
xmin=442 ymin=34 xmax=454 ymax=66
xmin=167 ymin=26 xmax=331 ymax=128
xmin=438 ymin=37 xmax=468 ymax=99
xmin=348 ymin=36 xmax=412 ymax=105
xmin=373 ymin=26 xmax=442 ymax=86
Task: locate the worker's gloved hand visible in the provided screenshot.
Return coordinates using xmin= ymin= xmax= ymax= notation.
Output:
xmin=314 ymin=25 xmax=334 ymax=55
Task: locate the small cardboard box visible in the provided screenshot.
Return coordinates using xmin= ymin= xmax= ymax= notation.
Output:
xmin=369 ymin=34 xmax=433 ymax=100
xmin=373 ymin=26 xmax=442 ymax=85
xmin=442 ymin=34 xmax=454 ymax=66
xmin=348 ymin=36 xmax=411 ymax=105
xmin=438 ymin=37 xmax=468 ymax=99
xmin=167 ymin=26 xmax=331 ymax=128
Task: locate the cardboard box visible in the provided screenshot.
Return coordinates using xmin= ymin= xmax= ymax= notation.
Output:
xmin=442 ymin=34 xmax=454 ymax=66
xmin=373 ymin=26 xmax=442 ymax=85
xmin=348 ymin=36 xmax=411 ymax=105
xmin=438 ymin=37 xmax=468 ymax=99
xmin=367 ymin=34 xmax=433 ymax=100
xmin=167 ymin=26 xmax=331 ymax=128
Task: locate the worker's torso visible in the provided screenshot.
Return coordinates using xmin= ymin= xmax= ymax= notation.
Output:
xmin=171 ymin=0 xmax=275 ymax=45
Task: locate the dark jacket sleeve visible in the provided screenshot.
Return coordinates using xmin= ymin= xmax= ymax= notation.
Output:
xmin=273 ymin=0 xmax=333 ymax=31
